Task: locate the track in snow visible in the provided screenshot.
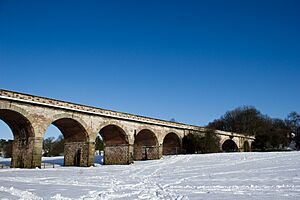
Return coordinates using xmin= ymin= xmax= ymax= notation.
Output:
xmin=0 ymin=152 xmax=299 ymax=199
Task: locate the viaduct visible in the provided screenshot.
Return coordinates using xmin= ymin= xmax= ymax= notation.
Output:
xmin=0 ymin=90 xmax=255 ymax=168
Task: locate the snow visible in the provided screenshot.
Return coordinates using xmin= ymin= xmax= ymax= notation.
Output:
xmin=0 ymin=152 xmax=300 ymax=199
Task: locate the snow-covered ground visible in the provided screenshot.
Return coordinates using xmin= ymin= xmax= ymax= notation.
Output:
xmin=0 ymin=151 xmax=300 ymax=200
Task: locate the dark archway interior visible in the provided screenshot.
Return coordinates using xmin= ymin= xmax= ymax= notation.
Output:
xmin=134 ymin=129 xmax=159 ymax=160
xmin=48 ymin=118 xmax=89 ymax=166
xmin=99 ymin=125 xmax=130 ymax=164
xmin=163 ymin=133 xmax=181 ymax=155
xmin=52 ymin=118 xmax=88 ymax=142
xmin=0 ymin=109 xmax=34 ymax=139
xmin=244 ymin=141 xmax=250 ymax=152
xmin=100 ymin=125 xmax=128 ymax=146
xmin=222 ymin=139 xmax=238 ymax=152
xmin=0 ymin=109 xmax=34 ymax=168
xmin=135 ymin=129 xmax=158 ymax=147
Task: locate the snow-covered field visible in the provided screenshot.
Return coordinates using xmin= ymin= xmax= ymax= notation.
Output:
xmin=0 ymin=151 xmax=300 ymax=200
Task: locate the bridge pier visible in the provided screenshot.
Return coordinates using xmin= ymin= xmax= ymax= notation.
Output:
xmin=87 ymin=141 xmax=96 ymax=166
xmin=159 ymin=144 xmax=163 ymax=158
xmin=11 ymin=136 xmax=42 ymax=168
xmin=31 ymin=137 xmax=43 ymax=168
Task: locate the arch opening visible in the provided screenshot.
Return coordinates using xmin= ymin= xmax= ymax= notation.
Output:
xmin=42 ymin=125 xmax=64 ymax=166
xmin=134 ymin=129 xmax=159 ymax=160
xmin=94 ymin=133 xmax=104 ymax=165
xmin=52 ymin=118 xmax=88 ymax=143
xmin=99 ymin=125 xmax=131 ymax=164
xmin=244 ymin=141 xmax=250 ymax=152
xmin=0 ymin=119 xmax=13 ymax=167
xmin=44 ymin=118 xmax=90 ymax=167
xmin=0 ymin=109 xmax=35 ymax=168
xmin=163 ymin=132 xmax=181 ymax=155
xmin=100 ymin=125 xmax=128 ymax=146
xmin=222 ymin=139 xmax=238 ymax=152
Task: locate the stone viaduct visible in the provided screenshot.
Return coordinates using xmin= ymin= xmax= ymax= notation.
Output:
xmin=0 ymin=90 xmax=255 ymax=168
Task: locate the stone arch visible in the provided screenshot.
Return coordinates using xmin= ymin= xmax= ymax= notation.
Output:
xmin=0 ymin=107 xmax=36 ymax=168
xmin=135 ymin=126 xmax=156 ymax=137
xmin=51 ymin=118 xmax=89 ymax=142
xmin=0 ymin=103 xmax=36 ymax=129
xmin=222 ymin=139 xmax=238 ymax=152
xmin=44 ymin=113 xmax=90 ymax=166
xmin=96 ymin=121 xmax=130 ymax=141
xmin=99 ymin=124 xmax=128 ymax=145
xmin=0 ymin=109 xmax=34 ymax=138
xmin=243 ymin=140 xmax=250 ymax=152
xmin=98 ymin=123 xmax=132 ymax=164
xmin=163 ymin=132 xmax=181 ymax=155
xmin=45 ymin=113 xmax=90 ymax=139
xmin=134 ymin=129 xmax=159 ymax=160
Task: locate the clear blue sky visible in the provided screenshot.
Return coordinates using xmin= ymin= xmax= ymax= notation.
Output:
xmin=0 ymin=0 xmax=299 ymax=139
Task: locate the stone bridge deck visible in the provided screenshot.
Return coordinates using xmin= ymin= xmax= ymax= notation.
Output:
xmin=0 ymin=89 xmax=203 ymax=130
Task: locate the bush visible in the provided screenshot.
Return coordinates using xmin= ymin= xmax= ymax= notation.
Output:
xmin=182 ymin=129 xmax=220 ymax=154
xmin=43 ymin=136 xmax=64 ymax=157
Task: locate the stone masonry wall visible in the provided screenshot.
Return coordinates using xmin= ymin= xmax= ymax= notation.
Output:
xmin=104 ymin=145 xmax=133 ymax=165
xmin=134 ymin=146 xmax=160 ymax=160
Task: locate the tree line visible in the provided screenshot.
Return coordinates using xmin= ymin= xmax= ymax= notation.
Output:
xmin=0 ymin=139 xmax=13 ymax=158
xmin=182 ymin=106 xmax=299 ymax=154
xmin=207 ymin=106 xmax=300 ymax=151
xmin=42 ymin=135 xmax=104 ymax=157
xmin=182 ymin=129 xmax=221 ymax=154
